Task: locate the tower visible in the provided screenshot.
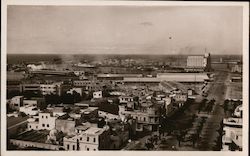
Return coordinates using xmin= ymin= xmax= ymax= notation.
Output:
xmin=204 ymin=53 xmax=211 ymax=72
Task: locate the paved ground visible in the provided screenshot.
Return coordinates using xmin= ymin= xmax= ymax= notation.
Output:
xmin=195 ymin=71 xmax=228 ymax=150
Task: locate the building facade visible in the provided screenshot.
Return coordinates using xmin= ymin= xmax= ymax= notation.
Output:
xmin=63 ymin=126 xmax=111 ymax=151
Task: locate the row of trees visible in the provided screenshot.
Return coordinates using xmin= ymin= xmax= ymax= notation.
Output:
xmin=223 ymin=99 xmax=242 ymax=116
xmin=45 ymin=91 xmax=83 ymax=105
xmin=198 ymin=99 xmax=216 ymax=113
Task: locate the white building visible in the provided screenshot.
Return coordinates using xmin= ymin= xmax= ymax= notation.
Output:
xmin=28 ymin=111 xmax=58 ymax=131
xmin=186 ymin=53 xmax=211 ymax=71
xmin=156 ymin=73 xmax=209 ymax=83
xmin=172 ymin=93 xmax=188 ymax=103
xmin=231 ymin=64 xmax=242 ymax=73
xmin=93 ymin=91 xmax=102 ymax=99
xmin=63 ymin=126 xmax=110 ymax=151
xmin=74 ymin=71 xmax=85 ymax=76
xmin=9 ymin=96 xmax=24 ymax=110
xmin=187 ymin=55 xmax=207 ymax=68
xmin=222 ymin=118 xmax=242 ymax=151
xmin=119 ymin=96 xmax=134 ymax=104
xmin=234 ymin=105 xmax=243 ymax=118
xmin=40 ymin=83 xmax=61 ymax=96
xmin=19 ymin=106 xmax=39 ymax=116
xmin=222 ymin=105 xmax=243 ymax=151
xmin=118 ymin=102 xmax=161 ymax=131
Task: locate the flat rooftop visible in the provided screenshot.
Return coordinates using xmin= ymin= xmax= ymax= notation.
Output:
xmin=7 ymin=116 xmax=29 ymax=128
xmin=83 ymin=127 xmax=106 ymax=135
xmin=14 ymin=130 xmax=50 ymax=143
xmin=97 ymin=74 xmax=143 ymax=78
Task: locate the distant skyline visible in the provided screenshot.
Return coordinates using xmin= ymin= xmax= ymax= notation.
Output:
xmin=7 ymin=5 xmax=243 ymax=55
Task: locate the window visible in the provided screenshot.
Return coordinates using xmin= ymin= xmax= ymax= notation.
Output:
xmin=93 ymin=138 xmax=96 ymax=142
xmin=155 ymin=118 xmax=158 ymax=122
xmin=72 ymin=145 xmax=75 ymax=150
xmin=42 ymin=124 xmax=45 ymax=127
xmin=47 ymin=124 xmax=49 ymax=127
xmin=87 ymin=137 xmax=89 ymax=142
xmin=29 ymin=125 xmax=31 ymax=128
xmin=87 ymin=148 xmax=89 ymax=151
xmin=94 ymin=149 xmax=96 ymax=151
xmin=67 ymin=144 xmax=69 ymax=150
xmin=144 ymin=117 xmax=146 ymax=122
xmin=36 ymin=126 xmax=38 ymax=129
xmin=80 ymin=137 xmax=82 ymax=141
xmin=46 ymin=116 xmax=48 ymax=119
xmin=42 ymin=116 xmax=44 ymax=118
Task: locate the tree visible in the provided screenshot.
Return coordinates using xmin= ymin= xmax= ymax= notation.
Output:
xmin=45 ymin=94 xmax=61 ymax=105
xmin=72 ymin=91 xmax=81 ymax=103
xmin=7 ymin=103 xmax=15 ymax=113
xmin=7 ymin=90 xmax=20 ymax=99
xmin=61 ymin=93 xmax=74 ymax=104
xmin=23 ymin=90 xmax=42 ymax=99
xmin=99 ymin=100 xmax=119 ymax=115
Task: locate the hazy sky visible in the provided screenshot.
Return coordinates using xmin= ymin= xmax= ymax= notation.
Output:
xmin=7 ymin=5 xmax=243 ymax=55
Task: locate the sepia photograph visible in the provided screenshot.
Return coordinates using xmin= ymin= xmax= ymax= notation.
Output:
xmin=1 ymin=0 xmax=249 ymax=156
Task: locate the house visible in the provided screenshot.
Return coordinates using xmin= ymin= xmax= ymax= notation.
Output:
xmin=222 ymin=105 xmax=243 ymax=151
xmin=222 ymin=117 xmax=242 ymax=151
xmin=187 ymin=88 xmax=193 ymax=96
xmin=118 ymin=101 xmax=161 ymax=132
xmin=9 ymin=96 xmax=24 ymax=110
xmin=19 ymin=106 xmax=39 ymax=116
xmin=40 ymin=83 xmax=62 ymax=96
xmin=28 ymin=111 xmax=58 ymax=131
xmin=93 ymin=91 xmax=102 ymax=99
xmin=119 ymin=96 xmax=134 ymax=104
xmin=63 ymin=126 xmax=111 ymax=151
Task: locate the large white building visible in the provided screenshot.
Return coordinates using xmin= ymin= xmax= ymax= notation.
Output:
xmin=187 ymin=56 xmax=207 ymax=68
xmin=63 ymin=126 xmax=111 ymax=151
xmin=157 ymin=73 xmax=209 ymax=83
xmin=186 ymin=53 xmax=211 ymax=71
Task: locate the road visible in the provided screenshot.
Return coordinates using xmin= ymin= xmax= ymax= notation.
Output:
xmin=196 ymin=71 xmax=229 ymax=150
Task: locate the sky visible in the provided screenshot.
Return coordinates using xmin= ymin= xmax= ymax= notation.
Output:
xmin=7 ymin=5 xmax=243 ymax=55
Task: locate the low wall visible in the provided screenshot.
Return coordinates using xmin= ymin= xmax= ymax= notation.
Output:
xmin=10 ymin=139 xmax=63 ymax=150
